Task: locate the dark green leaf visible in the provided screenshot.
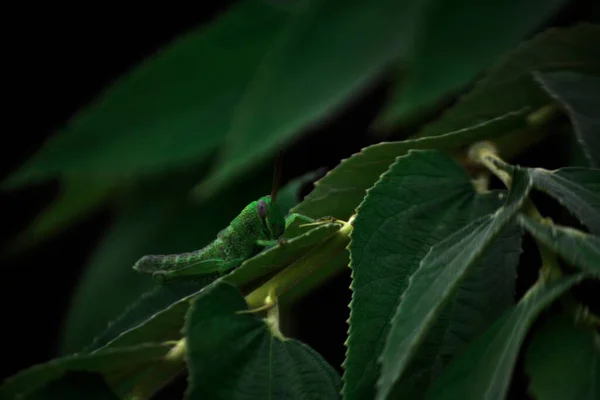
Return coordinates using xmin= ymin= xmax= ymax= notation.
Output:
xmin=293 ymin=111 xmax=527 ymax=220
xmin=275 ymin=168 xmax=326 ymax=216
xmin=387 ymin=222 xmax=523 ymax=399
xmin=23 ymin=372 xmax=120 ymax=400
xmin=426 ymin=273 xmax=586 ymax=400
xmin=195 ymin=0 xmax=431 ymax=197
xmin=518 ymin=215 xmax=600 ymax=274
xmin=3 ymin=0 xmax=290 ymax=187
xmin=376 ymin=168 xmax=531 ymax=400
xmin=529 ymin=167 xmax=600 ymax=235
xmin=184 ymin=281 xmax=342 ymax=399
xmin=224 ymin=222 xmax=342 ymax=288
xmin=525 ymin=313 xmax=600 ymax=400
xmin=375 ymin=0 xmax=569 ymax=127
xmin=414 ymin=23 xmax=600 ymax=140
xmin=343 ymin=150 xmax=513 ymax=400
xmin=0 ymin=343 xmax=174 ymax=399
xmin=7 ymin=178 xmax=114 ymax=254
xmin=85 ymin=279 xmax=212 ymax=352
xmin=534 ymin=71 xmax=600 ymax=167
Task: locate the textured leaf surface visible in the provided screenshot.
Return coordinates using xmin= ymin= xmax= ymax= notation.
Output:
xmin=185 ymin=281 xmax=341 ymax=399
xmin=196 ymin=0 xmax=431 ymax=197
xmin=375 ymin=0 xmax=569 ymax=127
xmin=376 ymin=167 xmax=531 ymax=400
xmin=413 ymin=23 xmax=600 ymax=139
xmin=529 ymin=167 xmax=600 ymax=235
xmin=293 ymin=111 xmax=526 ymax=220
xmin=525 ymin=314 xmax=600 ymax=400
xmin=0 ymin=343 xmax=174 ymax=399
xmin=426 ymin=274 xmax=586 ymax=400
xmin=343 ymin=150 xmax=513 ymax=400
xmin=534 ymin=71 xmax=600 ymax=167
xmin=518 ymin=214 xmax=600 ymax=274
xmin=3 ymin=0 xmax=290 ymax=187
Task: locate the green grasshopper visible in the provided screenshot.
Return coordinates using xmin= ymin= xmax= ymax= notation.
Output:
xmin=133 ymin=161 xmax=317 ymax=282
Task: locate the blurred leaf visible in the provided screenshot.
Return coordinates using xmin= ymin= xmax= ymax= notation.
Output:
xmin=184 ymin=280 xmax=342 ymax=399
xmin=375 ymin=0 xmax=569 ymax=128
xmin=343 ymin=150 xmax=513 ymax=400
xmin=275 ymin=168 xmax=326 ymax=216
xmin=426 ymin=273 xmax=586 ymax=400
xmin=376 ymin=166 xmax=530 ymax=400
xmin=23 ymin=372 xmax=120 ymax=400
xmin=293 ymin=110 xmax=526 ymax=220
xmin=0 ymin=343 xmax=174 ymax=399
xmin=525 ymin=314 xmax=600 ymax=400
xmin=196 ymin=0 xmax=431 ymax=198
xmin=7 ymin=178 xmax=115 ymax=254
xmin=534 ymin=70 xmax=600 ymax=167
xmin=528 ymin=167 xmax=600 ymax=235
xmin=413 ymin=23 xmax=600 ymax=140
xmin=60 ymin=164 xmax=274 ymax=355
xmin=518 ymin=215 xmax=600 ymax=273
xmin=3 ymin=0 xmax=291 ymax=188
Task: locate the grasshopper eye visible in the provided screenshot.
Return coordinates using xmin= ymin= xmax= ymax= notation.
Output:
xmin=257 ymin=200 xmax=268 ymax=219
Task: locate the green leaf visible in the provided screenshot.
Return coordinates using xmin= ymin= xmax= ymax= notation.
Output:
xmin=525 ymin=314 xmax=600 ymax=400
xmin=426 ymin=273 xmax=586 ymax=400
xmin=85 ymin=279 xmax=211 ymax=352
xmin=534 ymin=71 xmax=600 ymax=167
xmin=195 ymin=0 xmax=431 ymax=198
xmin=413 ymin=23 xmax=600 ymax=140
xmin=224 ymin=222 xmax=342 ymax=288
xmin=3 ymin=0 xmax=290 ymax=188
xmin=293 ymin=110 xmax=527 ymax=220
xmin=6 ymin=178 xmax=115 ymax=254
xmin=0 ymin=343 xmax=174 ymax=399
xmin=343 ymin=150 xmax=514 ymax=400
xmin=375 ymin=0 xmax=570 ymax=127
xmin=184 ymin=281 xmax=342 ymax=399
xmin=386 ymin=220 xmax=523 ymax=399
xmin=275 ymin=168 xmax=326 ymax=217
xmin=529 ymin=167 xmax=600 ymax=235
xmin=376 ymin=167 xmax=531 ymax=400
xmin=60 ymin=166 xmax=274 ymax=355
xmin=23 ymin=372 xmax=120 ymax=400
xmin=518 ymin=215 xmax=600 ymax=274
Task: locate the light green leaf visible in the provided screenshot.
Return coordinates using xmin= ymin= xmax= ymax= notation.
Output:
xmin=413 ymin=23 xmax=600 ymax=140
xmin=375 ymin=0 xmax=569 ymax=127
xmin=184 ymin=281 xmax=342 ymax=399
xmin=376 ymin=167 xmax=531 ymax=400
xmin=534 ymin=71 xmax=600 ymax=167
xmin=293 ymin=110 xmax=527 ymax=220
xmin=525 ymin=313 xmax=600 ymax=400
xmin=426 ymin=273 xmax=586 ymax=400
xmin=529 ymin=167 xmax=600 ymax=235
xmin=518 ymin=215 xmax=600 ymax=274
xmin=0 ymin=343 xmax=174 ymax=399
xmin=3 ymin=0 xmax=290 ymax=188
xmin=195 ymin=0 xmax=431 ymax=198
xmin=343 ymin=150 xmax=513 ymax=400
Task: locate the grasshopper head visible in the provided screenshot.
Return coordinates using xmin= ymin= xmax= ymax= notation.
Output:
xmin=256 ymin=195 xmax=285 ymax=239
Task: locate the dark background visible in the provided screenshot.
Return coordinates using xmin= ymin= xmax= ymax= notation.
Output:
xmin=2 ymin=1 xmax=598 ymax=397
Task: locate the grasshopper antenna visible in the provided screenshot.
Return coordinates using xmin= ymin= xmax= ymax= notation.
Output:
xmin=271 ymin=149 xmax=284 ymax=203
